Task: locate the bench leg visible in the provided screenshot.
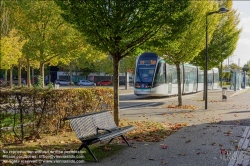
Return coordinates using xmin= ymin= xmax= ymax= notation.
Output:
xmin=120 ymin=135 xmax=130 ymax=146
xmin=84 ymin=144 xmax=99 ymax=162
xmin=75 ymin=143 xmax=99 ymax=162
xmin=107 ymin=138 xmax=114 ymax=145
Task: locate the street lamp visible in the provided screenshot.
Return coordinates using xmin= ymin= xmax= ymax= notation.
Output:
xmin=205 ymin=7 xmax=229 ymax=109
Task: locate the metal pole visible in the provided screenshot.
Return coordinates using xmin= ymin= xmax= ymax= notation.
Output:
xmin=205 ymin=15 xmax=208 ymax=109
xmin=220 ymin=62 xmax=223 ymax=87
xmin=238 ymin=58 xmax=240 ymax=70
xmin=234 ymin=71 xmax=236 ymax=91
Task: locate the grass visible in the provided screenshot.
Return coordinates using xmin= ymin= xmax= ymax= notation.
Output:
xmin=0 ymin=113 xmax=33 ymax=127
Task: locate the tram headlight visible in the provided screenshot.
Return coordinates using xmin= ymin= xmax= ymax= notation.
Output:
xmin=135 ymin=83 xmax=140 ymax=88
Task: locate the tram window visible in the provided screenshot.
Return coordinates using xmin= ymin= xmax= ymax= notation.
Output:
xmin=139 ymin=59 xmax=157 ymax=64
xmin=214 ymin=73 xmax=219 ymax=83
xmin=185 ymin=66 xmax=196 ymax=84
xmin=172 ymin=66 xmax=177 ymax=84
xmin=135 ymin=66 xmax=155 ymax=83
xmin=167 ymin=65 xmax=174 ymax=84
xmin=208 ymin=73 xmax=213 ymax=84
xmin=198 ymin=70 xmax=204 ymax=83
xmin=153 ymin=61 xmax=166 ymax=86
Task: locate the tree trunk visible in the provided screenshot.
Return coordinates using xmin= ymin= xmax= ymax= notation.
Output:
xmin=32 ymin=67 xmax=34 ymax=84
xmin=39 ymin=62 xmax=45 ymax=87
xmin=10 ymin=66 xmax=13 ymax=88
xmin=18 ymin=61 xmax=21 ymax=86
xmin=27 ymin=60 xmax=31 ymax=87
xmin=70 ymin=63 xmax=73 ymax=84
xmin=176 ymin=63 xmax=182 ymax=106
xmin=112 ymin=55 xmax=120 ymax=125
xmin=4 ymin=69 xmax=7 ymax=86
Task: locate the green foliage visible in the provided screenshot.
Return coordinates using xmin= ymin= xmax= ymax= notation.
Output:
xmin=229 ymin=63 xmax=240 ymax=70
xmin=223 ymin=72 xmax=231 ymax=80
xmin=12 ymin=0 xmax=87 ymax=87
xmin=32 ymin=75 xmax=44 ymax=89
xmin=242 ymin=64 xmax=249 ymax=73
xmin=47 ymin=82 xmax=54 ymax=89
xmin=191 ymin=1 xmax=241 ymax=69
xmin=146 ymin=1 xmax=217 ymax=65
xmin=37 ymin=75 xmax=43 ymax=88
xmin=222 ymin=82 xmax=230 ymax=86
xmin=56 ymin=0 xmax=189 ymax=59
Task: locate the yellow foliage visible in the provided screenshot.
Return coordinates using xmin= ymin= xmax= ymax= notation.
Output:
xmin=0 ymin=29 xmax=26 ymax=69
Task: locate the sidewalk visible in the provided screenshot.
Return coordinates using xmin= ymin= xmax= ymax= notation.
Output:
xmin=44 ymin=88 xmax=250 ymax=166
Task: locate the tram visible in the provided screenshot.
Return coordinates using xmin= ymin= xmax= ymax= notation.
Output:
xmin=134 ymin=52 xmax=219 ymax=96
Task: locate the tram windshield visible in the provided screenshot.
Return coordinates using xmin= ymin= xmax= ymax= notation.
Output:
xmin=136 ymin=64 xmax=156 ymax=83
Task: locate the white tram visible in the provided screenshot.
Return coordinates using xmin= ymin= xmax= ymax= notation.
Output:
xmin=134 ymin=52 xmax=219 ymax=97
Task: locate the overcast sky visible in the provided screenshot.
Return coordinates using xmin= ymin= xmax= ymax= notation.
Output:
xmin=231 ymin=1 xmax=250 ymax=67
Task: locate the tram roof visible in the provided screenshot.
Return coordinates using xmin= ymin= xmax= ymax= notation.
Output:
xmin=139 ymin=52 xmax=159 ymax=58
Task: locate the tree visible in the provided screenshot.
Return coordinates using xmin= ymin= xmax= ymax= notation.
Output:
xmin=191 ymin=0 xmax=241 ymax=69
xmin=56 ymin=0 xmax=190 ymax=125
xmin=242 ymin=60 xmax=250 ymax=74
xmin=144 ymin=1 xmax=218 ymax=106
xmin=229 ymin=63 xmax=239 ymax=70
xmin=0 ymin=29 xmax=25 ymax=88
xmin=75 ymin=45 xmax=108 ymax=76
xmin=14 ymin=1 xmax=86 ymax=87
xmin=0 ymin=0 xmax=12 ymax=37
xmin=120 ymin=48 xmax=143 ymax=75
xmin=0 ymin=0 xmax=15 ymax=83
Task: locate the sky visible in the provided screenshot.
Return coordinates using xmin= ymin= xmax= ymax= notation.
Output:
xmin=230 ymin=1 xmax=250 ymax=67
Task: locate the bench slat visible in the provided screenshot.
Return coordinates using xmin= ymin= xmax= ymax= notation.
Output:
xmin=69 ymin=111 xmax=119 ymax=140
xmin=70 ymin=116 xmax=96 ymax=139
xmin=66 ymin=110 xmax=110 ymax=120
xmin=98 ymin=126 xmax=134 ymax=141
xmin=93 ymin=111 xmax=118 ymax=131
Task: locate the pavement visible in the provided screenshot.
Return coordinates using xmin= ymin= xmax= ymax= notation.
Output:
xmin=44 ymin=86 xmax=250 ymax=166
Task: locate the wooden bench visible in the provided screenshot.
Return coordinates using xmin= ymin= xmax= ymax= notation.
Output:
xmin=65 ymin=110 xmax=135 ymax=161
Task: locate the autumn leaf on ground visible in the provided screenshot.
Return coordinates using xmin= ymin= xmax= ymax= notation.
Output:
xmin=178 ymin=153 xmax=186 ymax=156
xmin=211 ymin=142 xmax=216 ymax=145
xmin=103 ymin=146 xmax=111 ymax=151
xmin=224 ymin=131 xmax=233 ymax=136
xmin=166 ymin=105 xmax=197 ymax=110
xmin=160 ymin=144 xmax=168 ymax=149
xmin=120 ymin=121 xmax=187 ymax=142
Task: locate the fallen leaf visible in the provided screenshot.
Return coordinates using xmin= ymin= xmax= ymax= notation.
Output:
xmin=161 ymin=144 xmax=168 ymax=149
xmin=211 ymin=142 xmax=216 ymax=145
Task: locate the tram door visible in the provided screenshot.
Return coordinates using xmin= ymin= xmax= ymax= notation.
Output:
xmin=193 ymin=68 xmax=197 ymax=92
xmin=184 ymin=66 xmax=190 ymax=93
xmin=167 ymin=65 xmax=173 ymax=94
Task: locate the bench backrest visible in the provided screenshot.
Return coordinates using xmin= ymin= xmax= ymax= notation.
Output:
xmin=68 ymin=111 xmax=118 ymax=140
